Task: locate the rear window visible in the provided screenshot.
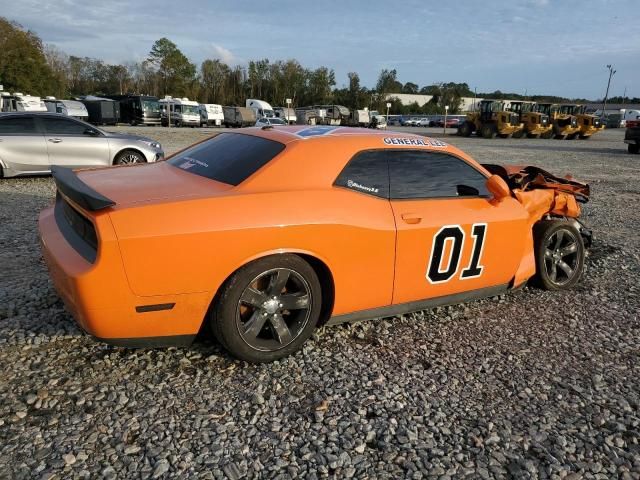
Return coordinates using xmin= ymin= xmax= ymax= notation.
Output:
xmin=168 ymin=133 xmax=285 ymax=185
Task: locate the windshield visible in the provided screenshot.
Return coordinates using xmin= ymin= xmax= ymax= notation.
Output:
xmin=168 ymin=133 xmax=285 ymax=186
xmin=183 ymin=105 xmax=200 ymax=115
xmin=142 ymin=100 xmax=160 ymax=114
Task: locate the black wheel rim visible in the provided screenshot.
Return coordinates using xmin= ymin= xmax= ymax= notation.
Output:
xmin=544 ymin=228 xmax=580 ymax=286
xmin=236 ymin=268 xmax=312 ymax=352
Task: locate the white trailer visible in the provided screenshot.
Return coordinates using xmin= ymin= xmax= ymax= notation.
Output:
xmin=349 ymin=109 xmax=370 ymax=127
xmin=159 ymin=97 xmax=201 ymax=127
xmin=43 ymin=97 xmax=89 ymax=120
xmin=199 ymin=104 xmax=224 ymax=127
xmin=246 ymin=99 xmax=275 ymax=119
xmin=0 ymin=92 xmax=47 ymax=112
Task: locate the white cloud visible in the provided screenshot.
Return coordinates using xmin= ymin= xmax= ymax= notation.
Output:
xmin=211 ymin=44 xmax=237 ymax=65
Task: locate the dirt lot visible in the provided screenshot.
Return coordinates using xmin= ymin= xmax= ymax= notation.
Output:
xmin=0 ymin=127 xmax=639 ymax=479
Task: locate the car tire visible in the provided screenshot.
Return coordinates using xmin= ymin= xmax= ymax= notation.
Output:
xmin=533 ymin=220 xmax=585 ymax=291
xmin=629 ymin=143 xmax=640 ymax=154
xmin=210 ymin=254 xmax=322 ymax=363
xmin=114 ymin=150 xmax=146 ymax=165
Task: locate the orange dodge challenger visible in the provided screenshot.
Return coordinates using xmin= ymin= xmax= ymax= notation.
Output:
xmin=39 ymin=126 xmax=591 ymax=362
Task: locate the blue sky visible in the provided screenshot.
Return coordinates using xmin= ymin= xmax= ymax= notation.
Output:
xmin=4 ymin=0 xmax=639 ymax=99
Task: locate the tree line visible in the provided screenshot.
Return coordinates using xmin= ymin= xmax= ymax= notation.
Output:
xmin=2 ymin=17 xmax=630 ymax=116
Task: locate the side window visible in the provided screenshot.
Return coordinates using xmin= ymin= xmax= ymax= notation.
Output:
xmin=0 ymin=117 xmax=36 ymax=134
xmin=334 ymin=150 xmax=389 ymax=199
xmin=389 ymin=151 xmax=489 ymax=199
xmin=42 ymin=116 xmax=87 ymax=135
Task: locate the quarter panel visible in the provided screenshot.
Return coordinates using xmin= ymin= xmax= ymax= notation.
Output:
xmin=109 ymin=190 xmax=397 ymax=315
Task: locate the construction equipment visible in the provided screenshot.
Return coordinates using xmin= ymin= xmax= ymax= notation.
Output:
xmin=509 ymin=101 xmax=551 ymax=138
xmin=457 ymin=100 xmax=522 ymax=138
xmin=535 ymin=103 xmax=579 ymax=139
xmin=560 ymin=104 xmax=604 ymax=139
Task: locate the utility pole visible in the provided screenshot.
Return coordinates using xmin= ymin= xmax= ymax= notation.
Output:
xmin=602 ymin=64 xmax=616 ymax=118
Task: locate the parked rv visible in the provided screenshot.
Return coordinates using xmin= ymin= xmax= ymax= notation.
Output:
xmin=199 ymin=104 xmax=224 ymax=127
xmin=348 ymin=109 xmax=370 ymax=127
xmin=43 ymin=98 xmax=89 ymax=121
xmin=274 ymin=107 xmax=297 ymax=124
xmin=313 ymin=105 xmax=350 ymax=125
xmin=80 ymin=96 xmax=120 ymax=125
xmin=0 ymin=92 xmax=47 ymax=112
xmin=246 ymin=99 xmax=275 ymax=119
xmin=223 ymin=106 xmax=257 ymax=128
xmin=105 ymin=94 xmax=161 ymax=126
xmin=159 ymin=98 xmax=201 ymax=127
xmin=295 ymin=108 xmax=321 ymax=125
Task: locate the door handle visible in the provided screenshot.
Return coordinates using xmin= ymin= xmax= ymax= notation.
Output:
xmin=401 ymin=213 xmax=422 ymax=224
xmin=48 ymin=138 xmax=62 ymax=143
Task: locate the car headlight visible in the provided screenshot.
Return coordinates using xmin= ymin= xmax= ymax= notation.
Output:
xmin=139 ymin=140 xmax=162 ymax=149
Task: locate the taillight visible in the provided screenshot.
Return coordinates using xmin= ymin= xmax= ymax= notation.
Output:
xmin=628 ymin=120 xmax=640 ymax=128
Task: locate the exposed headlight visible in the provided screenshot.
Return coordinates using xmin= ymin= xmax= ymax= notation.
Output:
xmin=139 ymin=140 xmax=162 ymax=149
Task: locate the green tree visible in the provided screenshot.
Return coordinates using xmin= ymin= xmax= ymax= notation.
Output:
xmin=375 ymin=68 xmax=402 ymax=95
xmin=0 ymin=17 xmax=59 ymax=95
xmin=147 ymin=38 xmax=196 ymax=96
xmin=402 ymin=82 xmax=419 ymax=94
xmin=201 ymin=59 xmax=231 ymax=104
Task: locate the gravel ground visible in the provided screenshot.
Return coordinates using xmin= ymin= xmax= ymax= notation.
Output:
xmin=0 ymin=127 xmax=639 ymax=479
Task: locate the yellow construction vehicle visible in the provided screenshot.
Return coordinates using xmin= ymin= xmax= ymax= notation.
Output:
xmin=509 ymin=101 xmax=552 ymax=138
xmin=457 ymin=99 xmax=522 ymax=138
xmin=559 ymin=104 xmax=604 ymax=139
xmin=535 ymin=103 xmax=579 ymax=139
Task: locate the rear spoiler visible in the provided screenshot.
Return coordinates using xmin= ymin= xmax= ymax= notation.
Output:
xmin=51 ymin=166 xmax=115 ymax=211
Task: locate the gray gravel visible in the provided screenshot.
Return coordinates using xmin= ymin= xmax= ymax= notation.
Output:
xmin=1 ymin=127 xmax=639 ymax=479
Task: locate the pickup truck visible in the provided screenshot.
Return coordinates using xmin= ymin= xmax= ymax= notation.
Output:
xmin=625 ymin=119 xmax=640 ymax=154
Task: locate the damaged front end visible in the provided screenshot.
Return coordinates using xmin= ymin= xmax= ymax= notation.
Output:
xmin=483 ymin=164 xmax=592 ymax=248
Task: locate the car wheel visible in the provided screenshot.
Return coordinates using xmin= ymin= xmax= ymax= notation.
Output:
xmin=211 ymin=254 xmax=322 ymax=363
xmin=114 ymin=150 xmax=146 ymax=165
xmin=629 ymin=143 xmax=640 ymax=154
xmin=533 ymin=221 xmax=585 ymax=290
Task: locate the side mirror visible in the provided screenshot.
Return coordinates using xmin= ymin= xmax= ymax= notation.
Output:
xmin=486 ymin=174 xmax=511 ymax=201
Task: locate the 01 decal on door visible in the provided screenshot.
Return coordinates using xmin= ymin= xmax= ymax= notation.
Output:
xmin=427 ymin=223 xmax=487 ymax=284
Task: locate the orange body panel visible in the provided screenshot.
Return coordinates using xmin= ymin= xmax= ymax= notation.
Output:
xmin=38 ymin=126 xmax=585 ymax=343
